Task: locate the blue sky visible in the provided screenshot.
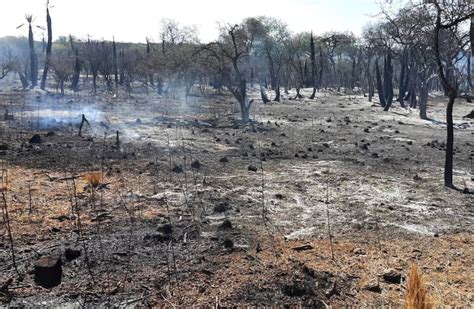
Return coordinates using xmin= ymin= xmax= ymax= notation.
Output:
xmin=0 ymin=0 xmax=406 ymax=43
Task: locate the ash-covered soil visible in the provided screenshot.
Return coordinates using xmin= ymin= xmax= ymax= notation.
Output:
xmin=0 ymin=88 xmax=472 ymax=307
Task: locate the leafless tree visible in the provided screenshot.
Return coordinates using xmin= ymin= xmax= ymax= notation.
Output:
xmin=244 ymin=16 xmax=290 ymax=101
xmin=69 ymin=35 xmax=81 ymax=91
xmin=50 ymin=44 xmax=73 ymax=95
xmin=204 ymin=24 xmax=254 ymax=122
xmin=431 ymin=0 xmax=472 ymax=188
xmin=40 ymin=1 xmax=52 ymax=90
xmin=20 ymin=15 xmax=39 ymax=88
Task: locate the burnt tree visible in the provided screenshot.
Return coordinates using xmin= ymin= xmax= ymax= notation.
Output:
xmin=375 ymin=58 xmax=386 ymax=107
xmin=309 ymin=32 xmax=317 ymax=99
xmin=25 ymin=15 xmax=38 ymax=88
xmin=383 ymin=51 xmax=394 ymax=111
xmin=40 ymin=1 xmax=52 ymax=90
xmin=69 ymin=36 xmax=81 ymax=91
xmin=432 ymin=0 xmax=472 ymax=188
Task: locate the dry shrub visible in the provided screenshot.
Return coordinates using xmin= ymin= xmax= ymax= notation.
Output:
xmin=0 ymin=184 xmax=10 ymax=192
xmin=406 ymin=263 xmax=432 ymax=309
xmin=84 ymin=172 xmax=102 ymax=187
xmin=0 ymin=173 xmax=10 ymax=192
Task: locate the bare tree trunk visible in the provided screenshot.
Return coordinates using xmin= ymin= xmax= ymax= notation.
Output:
xmin=28 ymin=23 xmax=37 ymax=88
xmin=146 ymin=38 xmax=154 ymax=90
xmin=19 ymin=71 xmax=29 ymax=89
xmin=467 ymin=52 xmax=472 ymax=103
xmin=294 ymin=87 xmax=303 ymax=99
xmin=434 ymin=4 xmax=459 ymax=188
xmin=92 ymin=73 xmax=97 ymax=95
xmin=40 ymin=6 xmax=52 ymax=90
xmin=267 ymin=51 xmax=280 ymax=102
xmin=70 ymin=36 xmax=81 ymax=91
xmin=419 ymin=81 xmax=428 ymax=120
xmin=375 ymin=59 xmax=386 ymax=107
xmin=274 ymin=83 xmax=281 ymax=102
xmin=260 ymin=86 xmax=270 ymax=104
xmin=241 ymin=102 xmax=250 ymax=123
xmin=112 ymin=38 xmax=118 ymax=96
xmin=444 ymin=94 xmax=455 ymax=187
xmin=365 ymin=56 xmax=374 ymax=102
xmin=398 ymin=50 xmax=407 ymax=106
xmin=471 ymin=15 xmax=474 ymax=54
xmin=60 ymin=80 xmax=64 ymax=96
xmin=383 ymin=52 xmax=394 ymax=111
xmin=318 ymin=48 xmax=324 ymax=89
xmin=309 ymin=32 xmax=317 ymax=99
xmin=409 ymin=86 xmax=417 ymax=108
xmin=350 ymin=57 xmax=356 ymax=90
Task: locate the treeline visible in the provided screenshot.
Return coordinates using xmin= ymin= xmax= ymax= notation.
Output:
xmin=0 ymin=2 xmax=471 ymax=122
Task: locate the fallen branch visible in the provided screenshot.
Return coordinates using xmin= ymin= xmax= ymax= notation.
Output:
xmin=292 ymin=244 xmax=314 ymax=252
xmin=46 ymin=174 xmax=81 ymax=182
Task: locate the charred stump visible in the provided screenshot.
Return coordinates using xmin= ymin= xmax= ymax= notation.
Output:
xmin=78 ymin=114 xmax=92 ymax=137
xmin=33 ymin=256 xmax=62 ymax=288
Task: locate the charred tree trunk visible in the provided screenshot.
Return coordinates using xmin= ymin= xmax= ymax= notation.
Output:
xmin=375 ymin=58 xmax=386 ymax=107
xmin=274 ymin=82 xmax=281 ymax=102
xmin=350 ymin=57 xmax=357 ymax=90
xmin=444 ymin=94 xmax=455 ymax=187
xmin=70 ymin=37 xmax=81 ymax=91
xmin=403 ymin=65 xmax=412 ymax=101
xmin=471 ymin=15 xmax=474 ymax=54
xmin=467 ymin=52 xmax=472 ymax=103
xmin=434 ymin=5 xmax=458 ymax=188
xmin=303 ymin=60 xmax=310 ymax=87
xmin=309 ymin=32 xmax=317 ymax=99
xmin=266 ymin=50 xmax=280 ymax=102
xmin=419 ymin=81 xmax=429 ymax=120
xmin=250 ymin=67 xmax=255 ymax=87
xmin=78 ymin=114 xmax=92 ymax=137
xmin=112 ymin=38 xmax=119 ymax=96
xmin=119 ymin=47 xmax=124 ymax=86
xmin=295 ymin=61 xmax=305 ymax=99
xmin=40 ymin=6 xmax=52 ymax=90
xmin=146 ymin=39 xmax=154 ymax=88
xmin=364 ymin=56 xmax=374 ymax=102
xmin=398 ymin=51 xmax=407 ymax=107
xmin=409 ymin=85 xmax=417 ymax=108
xmin=92 ymin=72 xmax=98 ymax=95
xmin=368 ymin=79 xmax=374 ymax=102
xmin=28 ymin=23 xmax=37 ymax=88
xmin=294 ymin=87 xmax=303 ymax=99
xmin=260 ymin=86 xmax=270 ymax=104
xmin=60 ymin=80 xmax=64 ymax=96
xmin=318 ymin=48 xmax=324 ymax=89
xmin=383 ymin=52 xmax=394 ymax=111
xmin=19 ymin=71 xmax=29 ymax=89
xmin=236 ymin=79 xmax=252 ymax=123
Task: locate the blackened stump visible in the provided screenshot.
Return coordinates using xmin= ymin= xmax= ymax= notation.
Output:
xmin=33 ymin=256 xmax=62 ymax=288
xmin=29 ymin=134 xmax=42 ymax=144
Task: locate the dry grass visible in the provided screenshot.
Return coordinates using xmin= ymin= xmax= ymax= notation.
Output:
xmin=2 ymin=163 xmax=471 ymax=306
xmin=84 ymin=171 xmax=102 ymax=187
xmin=406 ymin=263 xmax=432 ymax=309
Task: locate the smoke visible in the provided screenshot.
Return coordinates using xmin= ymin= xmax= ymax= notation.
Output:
xmin=8 ymin=89 xmax=209 ymax=148
xmin=20 ymin=103 xmax=103 ymax=131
